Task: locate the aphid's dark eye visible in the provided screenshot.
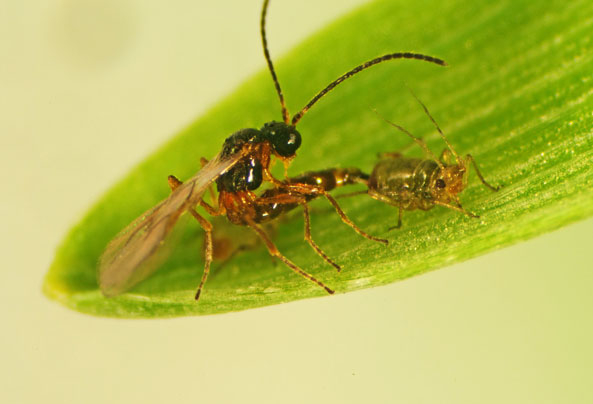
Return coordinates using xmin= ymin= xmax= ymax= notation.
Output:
xmin=436 ymin=179 xmax=446 ymax=189
xmin=261 ymin=121 xmax=302 ymax=157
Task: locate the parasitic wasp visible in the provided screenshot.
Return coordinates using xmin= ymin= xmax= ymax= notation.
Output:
xmin=98 ymin=0 xmax=445 ymax=300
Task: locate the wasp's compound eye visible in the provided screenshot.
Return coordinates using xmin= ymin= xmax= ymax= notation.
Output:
xmin=261 ymin=121 xmax=302 ymax=157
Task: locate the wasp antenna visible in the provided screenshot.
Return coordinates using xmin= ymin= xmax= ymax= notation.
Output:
xmin=291 ymin=52 xmax=446 ymax=125
xmin=372 ymin=108 xmax=442 ymax=167
xmin=406 ymin=87 xmax=461 ymax=164
xmin=261 ymin=0 xmax=290 ymax=124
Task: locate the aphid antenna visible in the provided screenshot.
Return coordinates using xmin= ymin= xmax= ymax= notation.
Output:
xmin=406 ymin=87 xmax=462 ymax=165
xmin=261 ymin=0 xmax=290 ymax=124
xmin=371 ymin=108 xmax=444 ymax=170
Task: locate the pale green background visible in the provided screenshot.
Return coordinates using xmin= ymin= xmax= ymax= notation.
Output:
xmin=2 ymin=0 xmax=592 ymax=403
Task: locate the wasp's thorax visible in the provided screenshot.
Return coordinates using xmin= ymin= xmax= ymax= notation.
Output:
xmin=216 ymin=122 xmax=302 ymax=193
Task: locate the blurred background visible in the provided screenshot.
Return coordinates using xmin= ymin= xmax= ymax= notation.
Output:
xmin=2 ymin=0 xmax=592 ymax=402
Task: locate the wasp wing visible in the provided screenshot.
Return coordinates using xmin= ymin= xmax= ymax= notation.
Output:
xmin=98 ymin=148 xmax=248 ymax=297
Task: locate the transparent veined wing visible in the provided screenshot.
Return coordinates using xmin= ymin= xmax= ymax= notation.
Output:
xmin=98 ymin=147 xmax=249 ymax=297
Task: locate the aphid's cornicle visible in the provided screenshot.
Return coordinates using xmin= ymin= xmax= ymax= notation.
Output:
xmin=98 ymin=0 xmax=446 ymax=301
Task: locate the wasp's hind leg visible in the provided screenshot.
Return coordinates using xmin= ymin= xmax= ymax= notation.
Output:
xmin=303 ymin=204 xmax=341 ymax=272
xmin=245 ymin=218 xmax=334 ymax=295
xmin=323 ymin=192 xmax=388 ymax=245
xmin=255 ymin=192 xmax=341 ymax=272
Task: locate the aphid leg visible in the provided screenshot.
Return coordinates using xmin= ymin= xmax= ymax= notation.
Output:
xmin=187 ymin=209 xmax=214 ymax=301
xmin=245 ymin=218 xmax=335 ymax=294
xmin=465 ymin=154 xmax=500 ymax=192
xmin=323 ymin=192 xmax=389 ymax=245
xmin=167 ymin=175 xmax=183 ymax=191
xmin=433 ymin=200 xmax=479 ymax=219
xmin=200 ymin=157 xmax=217 ymax=203
xmin=303 ymin=204 xmax=342 ymax=272
xmin=388 ymin=205 xmax=404 ymax=231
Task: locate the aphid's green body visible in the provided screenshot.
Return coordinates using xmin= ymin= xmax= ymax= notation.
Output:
xmin=368 ymin=157 xmax=441 ymax=212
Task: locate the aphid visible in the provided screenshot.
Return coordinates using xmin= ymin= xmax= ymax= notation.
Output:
xmin=361 ymin=92 xmax=500 ymax=229
xmin=98 ymin=0 xmax=445 ymax=300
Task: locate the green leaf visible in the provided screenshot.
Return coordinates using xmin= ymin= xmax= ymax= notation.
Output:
xmin=43 ymin=0 xmax=593 ymax=317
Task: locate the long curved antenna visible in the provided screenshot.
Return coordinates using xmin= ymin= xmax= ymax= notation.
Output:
xmin=261 ymin=0 xmax=290 ymax=124
xmin=407 ymin=88 xmax=461 ymax=164
xmin=292 ymin=52 xmax=446 ymax=125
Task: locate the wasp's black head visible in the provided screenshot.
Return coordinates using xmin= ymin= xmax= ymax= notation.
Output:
xmin=261 ymin=121 xmax=301 ymax=158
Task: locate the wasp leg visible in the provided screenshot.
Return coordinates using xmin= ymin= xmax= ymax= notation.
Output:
xmin=200 ymin=197 xmax=225 ymax=216
xmin=167 ymin=175 xmax=183 ymax=191
xmin=199 ymin=180 xmax=225 ymax=217
xmin=167 ymin=174 xmax=217 ymax=300
xmin=168 ymin=172 xmax=221 ymax=216
xmin=433 ymin=200 xmax=480 ymax=219
xmin=254 ymin=193 xmax=339 ymax=270
xmin=185 ymin=209 xmax=214 ymax=301
xmin=303 ymin=204 xmax=341 ymax=272
xmin=323 ymin=192 xmax=388 ymax=245
xmin=465 ymin=154 xmax=500 ymax=192
xmin=245 ymin=218 xmax=334 ymax=295
xmin=262 ymin=165 xmax=287 ymax=186
xmin=254 ymin=193 xmax=307 ymax=205
xmin=281 ymin=182 xmax=388 ymax=245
